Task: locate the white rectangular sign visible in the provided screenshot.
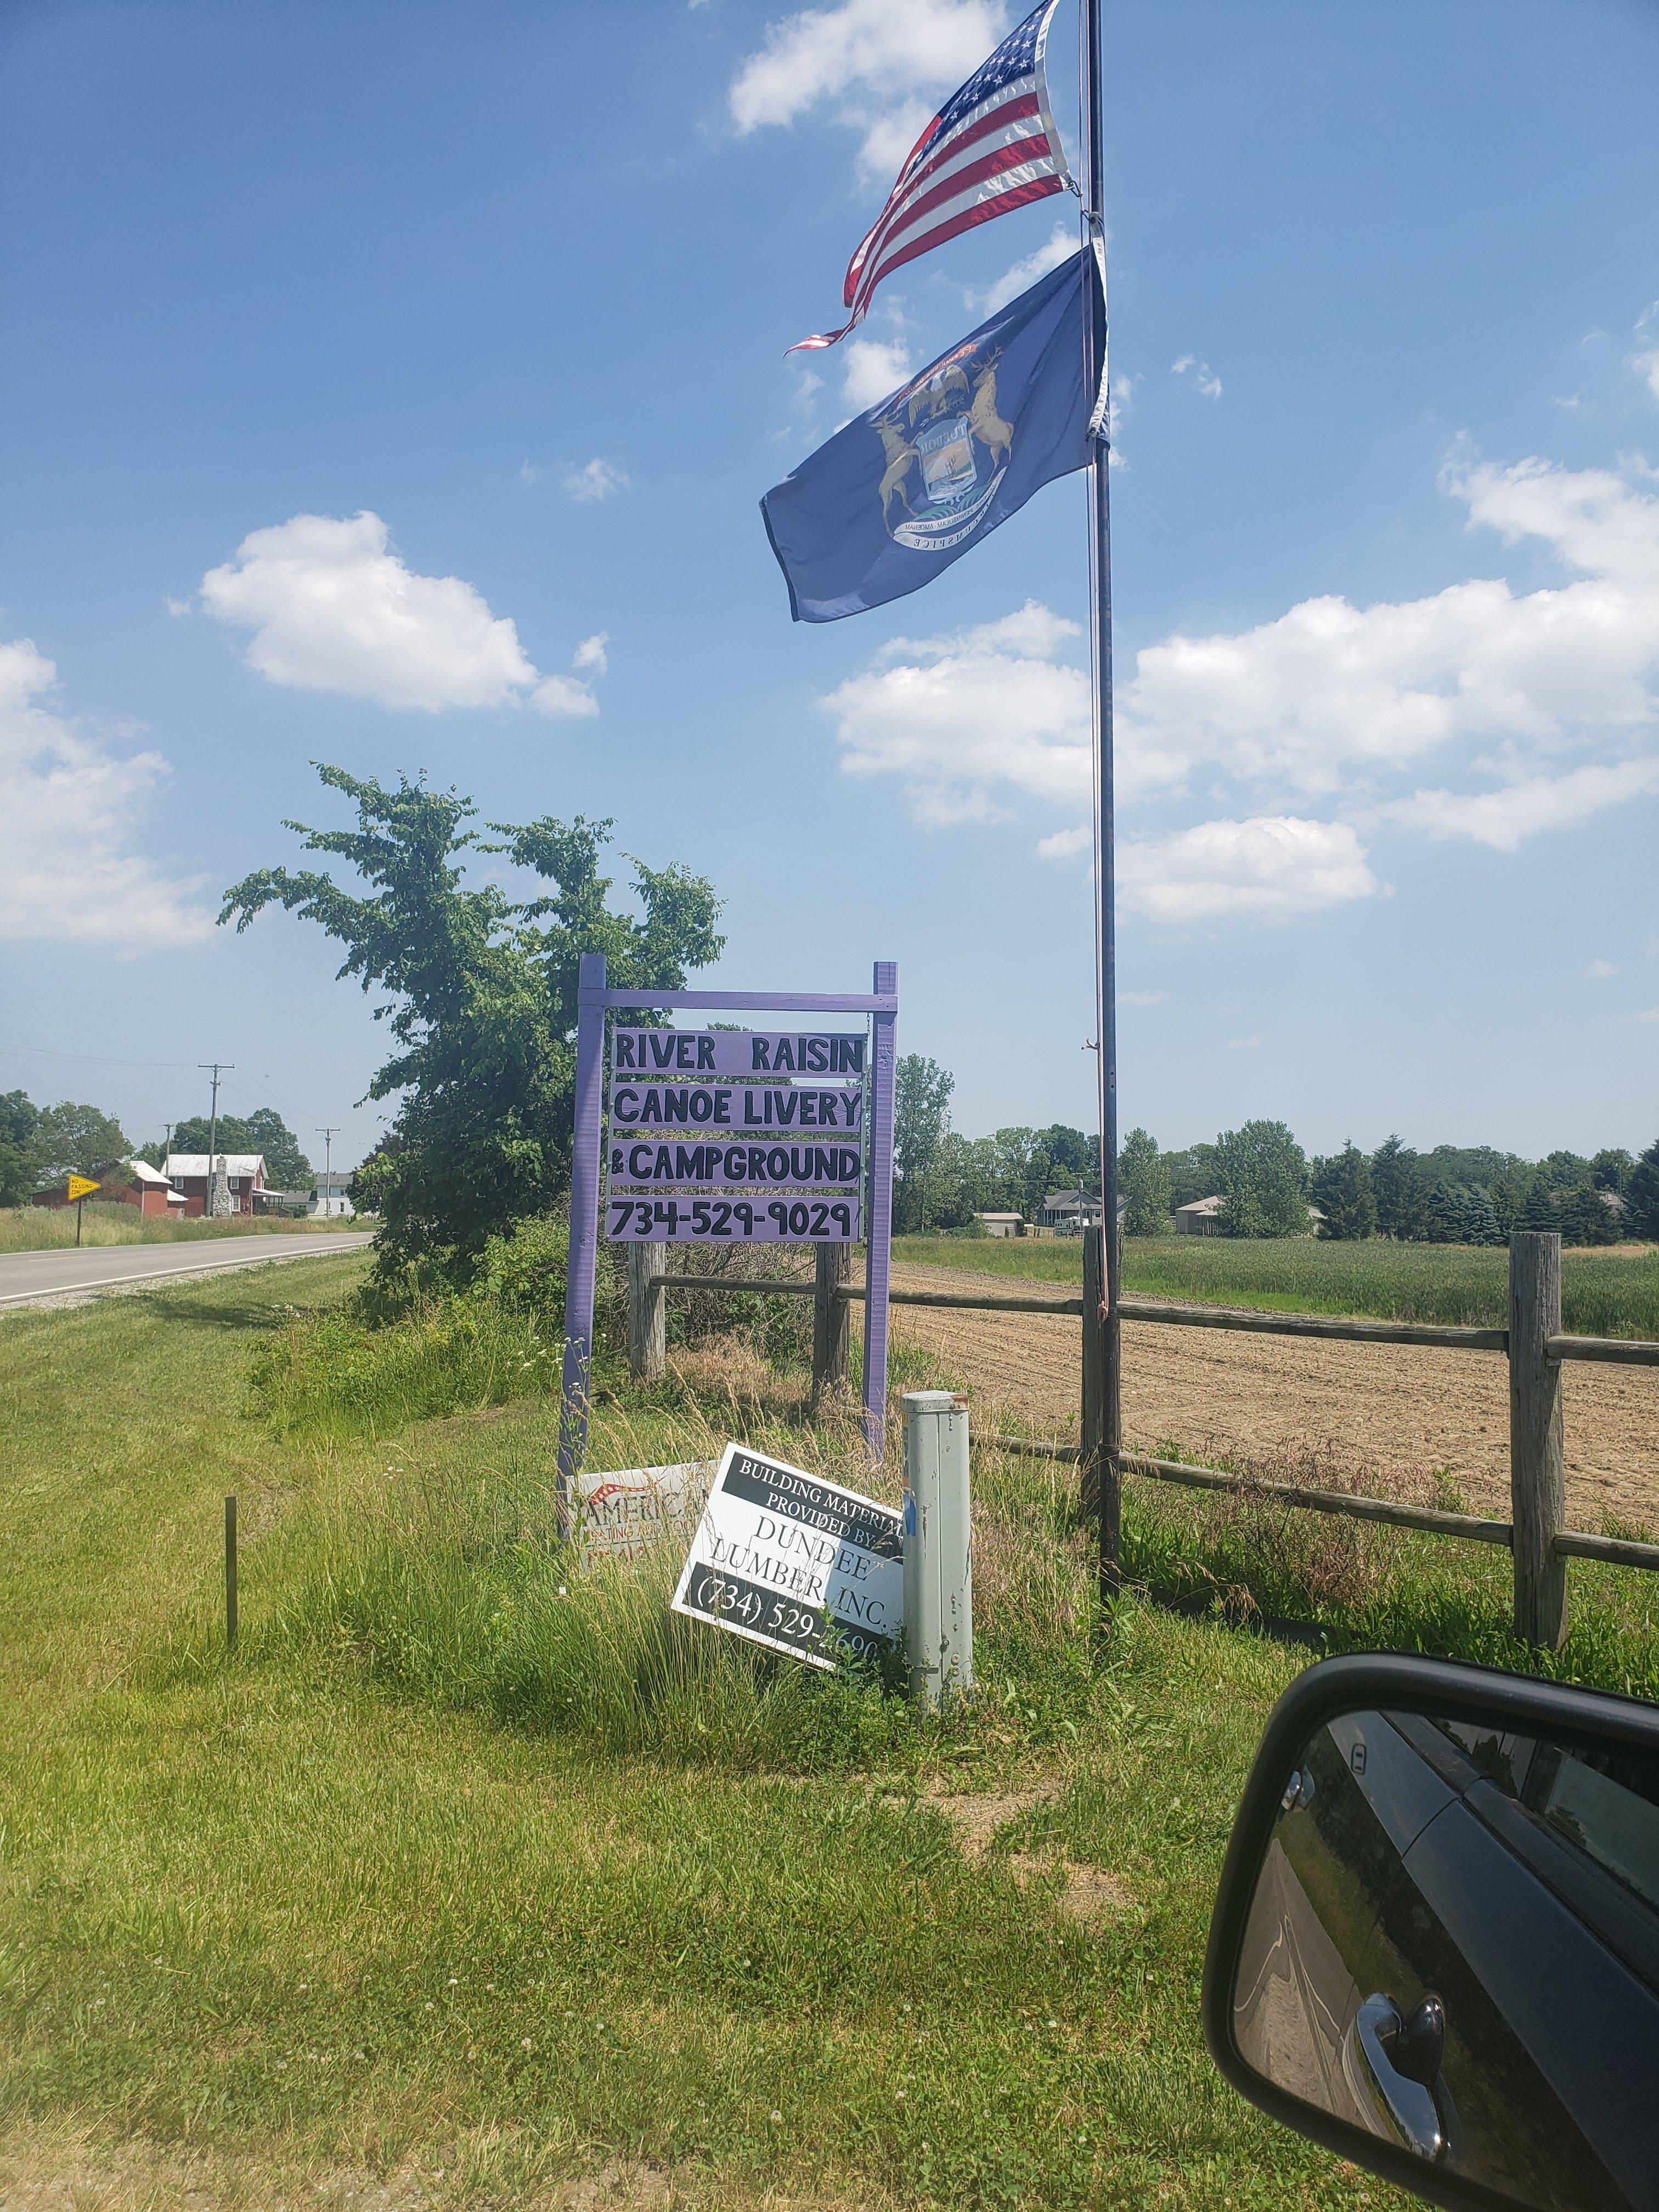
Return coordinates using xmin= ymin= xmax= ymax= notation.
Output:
xmin=610 ymin=1029 xmax=867 ymax=1079
xmin=606 ymin=1193 xmax=860 ymax=1242
xmin=575 ymin=1461 xmax=715 ymax=1564
xmin=671 ymin=1442 xmax=902 ymax=1670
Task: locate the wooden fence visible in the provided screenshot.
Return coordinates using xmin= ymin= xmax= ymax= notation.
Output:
xmin=626 ymin=1229 xmax=1659 ymax=1650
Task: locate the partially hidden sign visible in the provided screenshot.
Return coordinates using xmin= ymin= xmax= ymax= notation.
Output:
xmin=671 ymin=1442 xmax=902 ymax=1670
xmin=66 ymin=1175 xmax=100 ymax=1202
xmin=575 ymin=1460 xmax=714 ymax=1564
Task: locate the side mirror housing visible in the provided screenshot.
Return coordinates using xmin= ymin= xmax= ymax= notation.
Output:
xmin=1203 ymin=1653 xmax=1659 ymax=2212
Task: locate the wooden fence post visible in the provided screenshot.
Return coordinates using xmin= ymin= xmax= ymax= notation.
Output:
xmin=812 ymin=1240 xmax=850 ymax=1409
xmin=627 ymin=1240 xmax=665 ymax=1384
xmin=1510 ymin=1230 xmax=1566 ymax=1649
xmin=1081 ymin=1224 xmax=1121 ymax=1596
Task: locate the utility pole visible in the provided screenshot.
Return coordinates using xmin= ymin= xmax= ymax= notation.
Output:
xmin=199 ymin=1063 xmax=233 ymax=1218
xmin=316 ymin=1126 xmax=340 ymax=1215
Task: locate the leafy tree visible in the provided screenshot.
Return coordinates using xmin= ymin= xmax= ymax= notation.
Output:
xmin=1164 ymin=1142 xmax=1222 ymax=1210
xmin=1543 ymin=1149 xmax=1590 ymax=1187
xmin=0 ymin=1090 xmax=41 ymax=1207
xmin=33 ymin=1101 xmax=131 ymax=1186
xmin=1592 ymin=1148 xmax=1635 ymax=1195
xmin=1119 ymin=1127 xmax=1171 ymax=1237
xmin=1625 ymin=1139 xmax=1659 ymax=1241
xmin=221 ymin=765 xmax=724 ymax=1286
xmin=1216 ymin=1120 xmax=1309 ymax=1238
xmin=893 ymin=1055 xmax=956 ymax=1233
xmin=1371 ymin=1136 xmax=1430 ymax=1241
xmin=160 ymin=1108 xmax=313 ymax=1189
xmin=1311 ymin=1141 xmax=1376 ymax=1240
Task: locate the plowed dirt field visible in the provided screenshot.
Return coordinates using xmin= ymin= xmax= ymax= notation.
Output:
xmin=887 ymin=1262 xmax=1659 ymax=1534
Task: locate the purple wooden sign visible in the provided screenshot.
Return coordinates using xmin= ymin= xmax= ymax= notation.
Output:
xmin=557 ymin=959 xmax=898 ymax=1500
xmin=611 ymin=1029 xmax=867 ymax=1079
xmin=608 ymin=1082 xmax=862 ymax=1131
xmin=608 ymin=1138 xmax=862 ymax=1189
xmin=606 ymin=1193 xmax=862 ymax=1242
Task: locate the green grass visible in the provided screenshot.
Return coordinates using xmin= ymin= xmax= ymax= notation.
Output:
xmin=15 ymin=1256 xmax=1659 ymax=2207
xmin=0 ymin=1202 xmax=367 ymax=1252
xmin=0 ymin=1247 xmax=1423 ymax=2210
xmin=895 ymin=1232 xmax=1659 ymax=1338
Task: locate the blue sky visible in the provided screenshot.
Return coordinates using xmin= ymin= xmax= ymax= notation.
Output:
xmin=3 ymin=0 xmax=1657 ymax=1171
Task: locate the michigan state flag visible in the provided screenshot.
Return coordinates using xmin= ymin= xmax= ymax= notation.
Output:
xmin=761 ymin=246 xmax=1106 ymax=624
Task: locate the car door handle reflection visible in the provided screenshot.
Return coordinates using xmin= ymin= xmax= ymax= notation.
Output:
xmin=1344 ymin=1994 xmax=1446 ymax=2162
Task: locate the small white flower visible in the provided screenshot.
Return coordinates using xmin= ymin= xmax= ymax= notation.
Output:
xmin=522 ymin=2038 xmax=534 ymax=2050
xmin=770 ymin=2111 xmax=782 ymax=2125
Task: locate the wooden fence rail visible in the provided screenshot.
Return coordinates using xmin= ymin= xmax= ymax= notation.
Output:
xmin=635 ymin=1230 xmax=1659 ymax=1646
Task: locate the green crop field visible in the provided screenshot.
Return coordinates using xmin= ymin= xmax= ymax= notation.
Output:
xmin=8 ymin=1252 xmax=1659 ymax=2207
xmin=894 ymin=1233 xmax=1659 ymax=1340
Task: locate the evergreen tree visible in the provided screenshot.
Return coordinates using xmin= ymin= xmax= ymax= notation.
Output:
xmin=1517 ymin=1179 xmax=1561 ymax=1233
xmin=1624 ymin=1139 xmax=1659 ymax=1241
xmin=1464 ymin=1185 xmax=1503 ymax=1246
xmin=1371 ymin=1135 xmax=1430 ymax=1240
xmin=1119 ymin=1127 xmax=1172 ymax=1236
xmin=1560 ymin=1180 xmax=1617 ymax=1247
xmin=1424 ymin=1180 xmax=1469 ymax=1243
xmin=1216 ymin=1120 xmax=1309 ymax=1238
xmin=1311 ymin=1141 xmax=1376 ymax=1240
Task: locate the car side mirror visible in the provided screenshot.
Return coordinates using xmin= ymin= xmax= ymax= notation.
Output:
xmin=1202 ymin=1654 xmax=1659 ymax=2212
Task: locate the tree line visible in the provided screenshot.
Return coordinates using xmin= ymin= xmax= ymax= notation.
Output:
xmin=0 ymin=1091 xmax=317 ymax=1208
xmin=891 ymin=1057 xmax=1659 ymax=1246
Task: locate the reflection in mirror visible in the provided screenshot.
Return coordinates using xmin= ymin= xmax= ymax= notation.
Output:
xmin=1231 ymin=1709 xmax=1659 ymax=2212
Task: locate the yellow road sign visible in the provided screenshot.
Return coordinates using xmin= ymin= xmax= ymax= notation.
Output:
xmin=66 ymin=1175 xmax=100 ymax=1202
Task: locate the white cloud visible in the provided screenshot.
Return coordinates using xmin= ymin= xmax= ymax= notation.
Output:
xmin=841 ymin=336 xmax=913 ymax=414
xmin=827 ymin=602 xmax=1091 ymax=825
xmin=519 ymin=459 xmax=544 ymax=486
xmin=1119 ymin=817 xmax=1381 ymax=926
xmin=198 ymin=511 xmax=598 ymax=718
xmin=1588 ymin=960 xmax=1617 ymax=977
xmin=1172 ymin=354 xmax=1222 ymax=400
xmin=562 ymin=458 xmax=631 ymax=504
xmin=969 ymin=222 xmax=1076 ymax=316
xmin=822 ymin=451 xmax=1659 ymax=922
xmin=1121 ymin=989 xmax=1167 ymax=1006
xmin=531 ymin=676 xmax=600 ymax=719
xmin=1226 ymin=1036 xmax=1260 ymax=1051
xmin=730 ymin=0 xmax=1007 ymax=180
xmin=0 ymin=640 xmax=210 ymax=949
xmin=1380 ymin=758 xmax=1659 ymax=850
xmin=1115 ymin=456 xmax=1659 ymax=801
xmin=572 ymin=632 xmax=609 ymax=676
xmin=1637 ymin=1006 xmax=1659 ymax=1023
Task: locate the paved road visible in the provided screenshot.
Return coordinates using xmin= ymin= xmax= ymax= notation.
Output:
xmin=0 ymin=1231 xmax=377 ymax=1310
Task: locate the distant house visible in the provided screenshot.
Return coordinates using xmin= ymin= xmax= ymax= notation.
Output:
xmin=309 ymin=1170 xmax=356 ymax=1220
xmin=119 ymin=1159 xmax=189 ymax=1217
xmin=1039 ymin=1188 xmax=1104 ymax=1234
xmin=163 ymin=1152 xmax=269 ymax=1218
xmin=1173 ymin=1195 xmax=1226 ymax=1237
xmin=1175 ymin=1194 xmax=1324 ymax=1237
xmin=972 ymin=1211 xmax=1026 ymax=1239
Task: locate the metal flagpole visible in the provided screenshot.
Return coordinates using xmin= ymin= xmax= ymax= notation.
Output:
xmin=1080 ymin=0 xmax=1121 ymax=1597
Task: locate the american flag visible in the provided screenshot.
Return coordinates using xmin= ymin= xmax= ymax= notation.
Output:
xmin=791 ymin=1 xmax=1074 ymax=354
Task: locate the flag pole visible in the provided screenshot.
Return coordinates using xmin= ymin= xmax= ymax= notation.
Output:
xmin=1081 ymin=0 xmax=1121 ymax=1595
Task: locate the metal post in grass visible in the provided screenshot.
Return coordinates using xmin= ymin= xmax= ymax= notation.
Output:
xmin=1510 ymin=1231 xmax=1567 ymax=1648
xmin=224 ymin=1494 xmax=238 ymax=1650
xmin=1081 ymin=1224 xmax=1121 ymax=1600
xmin=811 ymin=1240 xmax=850 ymax=1409
xmin=627 ymin=1240 xmax=665 ymax=1384
xmin=902 ymin=1390 xmax=973 ymax=1708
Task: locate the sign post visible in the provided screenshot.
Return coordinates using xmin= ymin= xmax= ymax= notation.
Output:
xmin=556 ymin=956 xmax=898 ymax=1508
xmin=67 ymin=1173 xmax=99 ymax=1246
